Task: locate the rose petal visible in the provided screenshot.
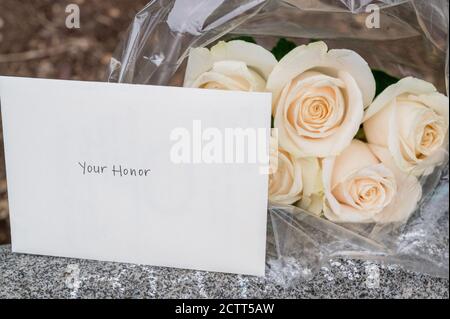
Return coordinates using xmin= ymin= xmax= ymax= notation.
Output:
xmin=412 ymin=93 xmax=449 ymax=151
xmin=210 ymin=40 xmax=277 ymax=80
xmin=267 ymin=41 xmax=375 ymax=108
xmin=275 ymin=70 xmax=364 ymax=157
xmin=191 ymin=70 xmax=248 ymax=90
xmin=330 ymin=140 xmax=380 ymax=187
xmin=369 ymin=144 xmax=422 ymax=223
xmin=325 ymin=48 xmax=375 ymax=107
xmin=282 ymin=72 xmax=345 ymax=138
xmin=363 ymin=77 xmax=436 ymax=121
xmin=363 ymin=99 xmax=394 ymax=147
xmin=267 ymin=41 xmax=329 ymax=107
xmin=269 ymin=149 xmax=303 ymax=204
xmin=411 ymin=92 xmax=449 ymax=119
xmin=183 ymin=47 xmax=214 ymax=87
xmin=322 ymin=157 xmax=376 ymax=223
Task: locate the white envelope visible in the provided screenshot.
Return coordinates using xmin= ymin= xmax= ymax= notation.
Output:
xmin=0 ymin=77 xmax=271 ymax=276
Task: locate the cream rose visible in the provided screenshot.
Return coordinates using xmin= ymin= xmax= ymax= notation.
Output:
xmin=364 ymin=77 xmax=449 ymax=176
xmin=322 ymin=140 xmax=422 ymax=223
xmin=269 ymin=141 xmax=323 ymax=213
xmin=266 ymin=41 xmax=376 ymax=157
xmin=183 ymin=40 xmax=277 ymax=91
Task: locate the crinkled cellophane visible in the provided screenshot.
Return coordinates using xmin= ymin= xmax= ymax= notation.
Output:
xmin=107 ymin=0 xmax=449 ymax=286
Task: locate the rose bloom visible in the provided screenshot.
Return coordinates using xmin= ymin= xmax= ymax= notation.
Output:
xmin=268 ymin=139 xmax=322 ymax=213
xmin=183 ymin=40 xmax=277 ymax=91
xmin=364 ymin=77 xmax=449 ymax=176
xmin=267 ymin=41 xmax=375 ymax=158
xmin=322 ymin=140 xmax=422 ymax=223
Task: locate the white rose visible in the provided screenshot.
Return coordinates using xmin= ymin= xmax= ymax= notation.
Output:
xmin=183 ymin=40 xmax=277 ymax=91
xmin=322 ymin=140 xmax=422 ymax=223
xmin=266 ymin=41 xmax=375 ymax=157
xmin=269 ymin=141 xmax=323 ymax=213
xmin=364 ymin=77 xmax=449 ymax=176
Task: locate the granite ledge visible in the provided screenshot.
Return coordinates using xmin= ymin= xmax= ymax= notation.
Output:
xmin=0 ymin=245 xmax=448 ymax=299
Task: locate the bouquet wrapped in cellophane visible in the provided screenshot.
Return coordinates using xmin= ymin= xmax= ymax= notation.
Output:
xmin=108 ymin=0 xmax=449 ymax=285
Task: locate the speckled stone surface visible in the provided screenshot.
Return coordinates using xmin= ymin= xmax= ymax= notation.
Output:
xmin=0 ymin=245 xmax=447 ymax=298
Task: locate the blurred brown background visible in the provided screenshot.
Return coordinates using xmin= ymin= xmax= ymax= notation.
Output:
xmin=0 ymin=0 xmax=150 ymax=244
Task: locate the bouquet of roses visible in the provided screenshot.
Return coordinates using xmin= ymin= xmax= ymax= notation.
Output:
xmin=183 ymin=39 xmax=448 ymax=224
xmin=108 ymin=0 xmax=449 ymax=283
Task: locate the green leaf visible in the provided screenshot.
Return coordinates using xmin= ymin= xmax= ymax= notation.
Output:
xmin=271 ymin=116 xmax=274 ymax=128
xmin=372 ymin=69 xmax=399 ymax=97
xmin=271 ymin=38 xmax=297 ymax=61
xmin=228 ymin=35 xmax=257 ymax=44
xmin=355 ymin=125 xmax=367 ymax=142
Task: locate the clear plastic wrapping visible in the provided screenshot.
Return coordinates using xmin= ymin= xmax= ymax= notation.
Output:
xmin=107 ymin=0 xmax=449 ymax=285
